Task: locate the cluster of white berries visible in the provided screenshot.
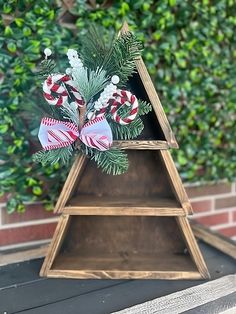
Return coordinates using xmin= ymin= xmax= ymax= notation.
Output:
xmin=67 ymin=49 xmax=83 ymax=69
xmin=93 ymin=75 xmax=120 ymax=112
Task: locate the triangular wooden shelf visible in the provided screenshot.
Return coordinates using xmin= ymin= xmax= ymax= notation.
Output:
xmin=40 ymin=23 xmax=209 ymax=280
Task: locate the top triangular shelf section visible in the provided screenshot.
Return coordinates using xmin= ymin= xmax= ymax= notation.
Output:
xmin=113 ymin=22 xmax=178 ymax=150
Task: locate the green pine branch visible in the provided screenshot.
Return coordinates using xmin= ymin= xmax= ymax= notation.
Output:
xmin=102 ymin=32 xmax=143 ymax=85
xmin=79 ymin=27 xmax=143 ymax=85
xmin=79 ymin=25 xmax=111 ymax=70
xmin=108 ymin=117 xmax=144 ymax=140
xmin=37 ymin=59 xmax=56 ymax=80
xmin=81 ymin=144 xmax=128 ymax=175
xmin=137 ymin=99 xmax=152 ymax=116
xmin=32 ymin=146 xmax=73 ymax=165
xmin=72 ymin=67 xmax=108 ymax=103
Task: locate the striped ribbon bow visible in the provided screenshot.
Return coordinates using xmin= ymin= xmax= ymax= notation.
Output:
xmin=38 ymin=116 xmax=113 ymax=151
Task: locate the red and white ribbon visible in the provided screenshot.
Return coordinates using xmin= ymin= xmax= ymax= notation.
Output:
xmin=80 ymin=117 xmax=112 ymax=151
xmin=38 ymin=117 xmax=79 ymax=150
xmin=109 ymin=89 xmax=139 ymax=125
xmin=38 ymin=116 xmax=112 ymax=151
xmin=43 ymin=74 xmax=84 ymax=107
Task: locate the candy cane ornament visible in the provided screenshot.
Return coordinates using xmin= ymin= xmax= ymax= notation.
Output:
xmin=110 ymin=89 xmax=139 ymax=125
xmin=43 ymin=74 xmax=84 ymax=107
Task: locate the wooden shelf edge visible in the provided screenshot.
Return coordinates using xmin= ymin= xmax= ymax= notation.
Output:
xmin=46 ymin=269 xmax=202 ymax=280
xmin=192 ymin=222 xmax=236 ymax=260
xmin=54 ymin=155 xmax=87 ymax=214
xmin=177 ymin=217 xmax=210 ymax=279
xmin=63 ymin=206 xmax=186 ymax=216
xmin=112 ymin=140 xmax=170 ymax=150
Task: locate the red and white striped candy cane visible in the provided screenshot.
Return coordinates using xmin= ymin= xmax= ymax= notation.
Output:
xmin=43 ymin=74 xmax=84 ymax=107
xmin=110 ymin=89 xmax=139 ymax=125
xmin=96 ymin=102 xmax=109 ymax=118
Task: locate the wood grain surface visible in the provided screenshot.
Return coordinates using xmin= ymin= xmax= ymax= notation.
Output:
xmin=191 ymin=222 xmax=236 ymax=260
xmin=54 ymin=155 xmax=87 ymax=213
xmin=112 ymin=274 xmax=236 ymax=314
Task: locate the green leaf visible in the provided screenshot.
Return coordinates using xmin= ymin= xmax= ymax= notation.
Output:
xmin=7 ymin=198 xmax=18 ymax=214
xmin=3 ymin=4 xmax=12 ymax=14
xmin=15 ymin=18 xmax=24 ymax=27
xmin=169 ymin=0 xmax=176 ymax=6
xmin=7 ymin=42 xmax=17 ymax=53
xmin=0 ymin=125 xmax=8 ymax=134
xmin=4 ymin=26 xmax=13 ymax=36
xmin=23 ymin=27 xmax=32 ymax=36
xmin=32 ymin=186 xmax=43 ymax=196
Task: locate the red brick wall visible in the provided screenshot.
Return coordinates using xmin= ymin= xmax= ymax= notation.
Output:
xmin=0 ymin=182 xmax=235 ymax=249
xmin=186 ymin=182 xmax=236 ymax=239
xmin=0 ymin=201 xmax=58 ymax=249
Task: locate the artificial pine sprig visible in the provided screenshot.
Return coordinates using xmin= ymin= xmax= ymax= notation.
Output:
xmin=108 ymin=117 xmax=144 ymax=140
xmin=37 ymin=58 xmax=56 ymax=80
xmin=83 ymin=145 xmax=128 ymax=175
xmin=137 ymin=100 xmax=152 ymax=116
xmin=79 ymin=27 xmax=142 ymax=85
xmin=79 ymin=25 xmax=110 ymax=71
xmin=72 ymin=67 xmax=108 ymax=103
xmin=102 ymin=32 xmax=143 ymax=85
xmin=33 ymin=146 xmax=73 ymax=165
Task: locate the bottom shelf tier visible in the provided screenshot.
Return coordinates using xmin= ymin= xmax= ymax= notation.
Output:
xmin=43 ymin=215 xmax=206 ymax=279
xmin=49 ymin=252 xmax=201 ymax=279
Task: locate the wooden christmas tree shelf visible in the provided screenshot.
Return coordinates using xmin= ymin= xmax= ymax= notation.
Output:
xmin=40 ymin=23 xmax=209 ymax=280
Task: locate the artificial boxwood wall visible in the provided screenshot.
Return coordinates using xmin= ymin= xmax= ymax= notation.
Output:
xmin=0 ymin=0 xmax=235 ymax=213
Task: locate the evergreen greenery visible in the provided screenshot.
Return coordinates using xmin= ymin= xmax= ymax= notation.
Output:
xmin=72 ymin=67 xmax=108 ymax=102
xmin=33 ymin=146 xmax=73 ymax=166
xmin=79 ymin=26 xmax=143 ymax=85
xmin=32 ymin=27 xmax=146 ymax=172
xmin=83 ymin=145 xmax=129 ymax=175
xmin=38 ymin=59 xmax=56 ymax=80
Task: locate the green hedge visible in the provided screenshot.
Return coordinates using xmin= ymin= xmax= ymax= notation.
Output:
xmin=0 ymin=0 xmax=235 ymax=212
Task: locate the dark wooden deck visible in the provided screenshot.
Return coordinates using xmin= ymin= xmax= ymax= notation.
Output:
xmin=0 ymin=242 xmax=236 ymax=314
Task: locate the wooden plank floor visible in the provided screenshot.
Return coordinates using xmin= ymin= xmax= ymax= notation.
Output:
xmin=0 ymin=242 xmax=235 ymax=314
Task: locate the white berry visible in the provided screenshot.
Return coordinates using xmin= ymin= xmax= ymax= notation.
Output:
xmin=44 ymin=48 xmax=52 ymax=57
xmin=111 ymin=75 xmax=120 ymax=85
xmin=66 ymin=68 xmax=72 ymax=75
xmin=70 ymin=102 xmax=78 ymax=109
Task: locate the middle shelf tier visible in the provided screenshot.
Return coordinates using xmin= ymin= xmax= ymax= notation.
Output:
xmin=63 ymin=195 xmax=186 ymax=216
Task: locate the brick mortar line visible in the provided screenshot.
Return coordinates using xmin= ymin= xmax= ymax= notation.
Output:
xmin=0 ymin=217 xmax=59 ymax=230
xmin=0 ymin=238 xmax=51 ymax=252
xmin=189 ymin=196 xmax=218 ymax=202
xmin=183 ymin=180 xmax=233 ymax=187
xmin=189 ymin=191 xmax=236 ymax=202
xmin=213 ymin=192 xmax=236 ymax=200
xmin=192 ymin=207 xmax=235 ymax=218
xmin=211 ymin=222 xmax=236 ymax=230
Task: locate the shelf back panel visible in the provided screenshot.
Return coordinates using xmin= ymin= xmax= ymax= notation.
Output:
xmin=128 ymin=73 xmax=166 ymax=141
xmin=70 ymin=150 xmax=179 ymax=203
